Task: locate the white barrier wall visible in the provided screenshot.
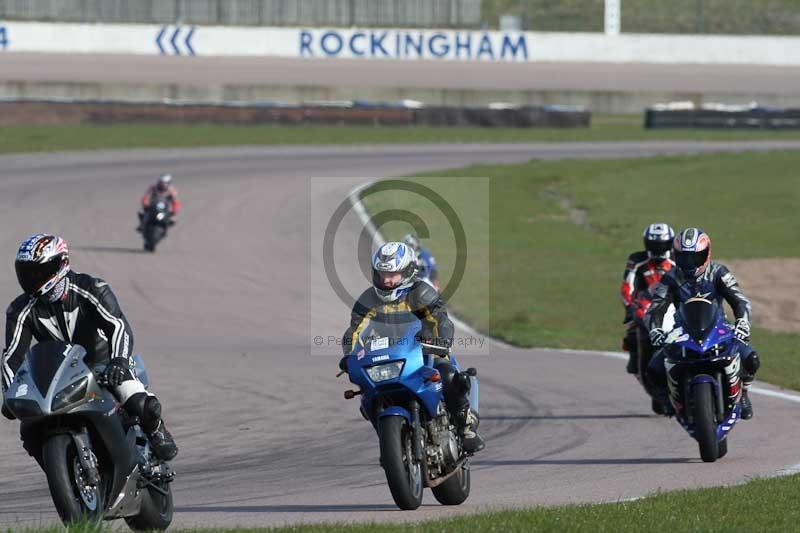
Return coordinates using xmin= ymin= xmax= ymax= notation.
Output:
xmin=1 ymin=21 xmax=799 ymax=65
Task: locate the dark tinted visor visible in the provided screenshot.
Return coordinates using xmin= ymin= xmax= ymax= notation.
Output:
xmin=676 ymin=248 xmax=709 ymax=271
xmin=680 ymin=300 xmax=717 ymax=339
xmin=15 ymin=258 xmax=61 ymax=295
xmin=646 ymin=240 xmax=673 ymax=255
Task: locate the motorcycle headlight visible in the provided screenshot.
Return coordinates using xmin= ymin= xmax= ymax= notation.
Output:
xmin=366 ymin=361 xmax=404 ymax=383
xmin=52 ymin=377 xmax=89 ymax=411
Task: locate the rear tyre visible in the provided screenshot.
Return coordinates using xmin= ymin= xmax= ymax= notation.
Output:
xmin=693 ymin=382 xmax=719 ymax=462
xmin=379 ymin=416 xmax=423 ymax=510
xmin=125 ymin=483 xmax=173 ymax=531
xmin=636 ymin=326 xmax=655 ymax=385
xmin=42 ymin=434 xmax=105 ymax=524
xmin=431 ymin=462 xmax=470 ymax=505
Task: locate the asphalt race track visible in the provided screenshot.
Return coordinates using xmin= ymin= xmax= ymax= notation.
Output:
xmin=0 ymin=141 xmax=799 ymax=529
xmin=3 ymin=53 xmax=800 ymax=94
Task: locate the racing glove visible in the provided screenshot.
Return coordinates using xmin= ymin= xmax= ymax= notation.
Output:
xmin=649 ymin=328 xmax=667 ymax=347
xmin=734 ymin=318 xmax=751 ymax=342
xmin=100 ymin=358 xmax=133 ymax=387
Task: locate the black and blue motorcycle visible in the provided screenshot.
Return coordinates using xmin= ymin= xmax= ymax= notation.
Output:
xmin=663 ymin=298 xmax=744 ymax=462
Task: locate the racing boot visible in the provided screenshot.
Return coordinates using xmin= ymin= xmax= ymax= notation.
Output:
xmin=148 ymin=420 xmax=179 ymax=461
xmin=740 ymin=354 xmax=758 ymax=420
xmin=651 ymin=388 xmax=674 ymax=417
xmin=458 ymin=408 xmax=485 ymax=454
xmin=132 ymin=394 xmax=179 ymax=461
xmin=740 ymin=387 xmax=754 ymax=420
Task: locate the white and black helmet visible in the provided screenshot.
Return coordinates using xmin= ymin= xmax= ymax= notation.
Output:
xmin=643 ymin=223 xmax=675 ymax=259
xmin=14 ymin=234 xmax=70 ymax=299
xmin=156 ymin=173 xmax=172 ymax=192
xmin=372 ymin=242 xmax=418 ymax=303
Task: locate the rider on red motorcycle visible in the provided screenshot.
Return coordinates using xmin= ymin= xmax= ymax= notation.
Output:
xmin=137 ymin=174 xmax=181 ymax=232
xmin=620 ymin=223 xmax=675 ymax=374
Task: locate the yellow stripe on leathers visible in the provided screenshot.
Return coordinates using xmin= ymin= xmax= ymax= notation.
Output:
xmin=350 ymin=308 xmax=377 ymax=351
xmin=350 ymin=300 xmax=440 ymax=350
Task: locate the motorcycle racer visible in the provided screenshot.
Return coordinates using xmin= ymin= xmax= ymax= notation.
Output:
xmin=645 ymin=228 xmax=759 ymax=419
xmin=137 ymin=174 xmax=181 ymax=232
xmin=339 ymin=242 xmax=484 ymax=453
xmin=403 ymin=234 xmax=440 ymax=291
xmin=2 ymin=234 xmax=178 ymax=461
xmin=620 ymin=223 xmax=675 ymax=374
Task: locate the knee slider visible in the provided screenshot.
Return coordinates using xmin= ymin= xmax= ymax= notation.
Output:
xmin=122 ymin=392 xmax=148 ymax=418
xmin=142 ymin=396 xmax=162 ymax=432
xmin=122 ymin=393 xmax=161 ymax=433
xmin=435 ymin=361 xmax=458 ymax=388
xmin=744 ymin=351 xmax=760 ymax=375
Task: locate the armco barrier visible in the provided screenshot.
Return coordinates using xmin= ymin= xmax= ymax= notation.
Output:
xmin=0 ymin=98 xmax=590 ymax=128
xmin=644 ymin=105 xmax=800 ymax=129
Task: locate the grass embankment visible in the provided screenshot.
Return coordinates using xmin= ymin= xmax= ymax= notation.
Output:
xmin=22 ymin=472 xmax=800 ymax=532
xmin=3 ymin=115 xmax=800 ymax=154
xmin=481 ymin=0 xmax=799 ymax=34
xmin=364 ymin=150 xmax=800 ymax=390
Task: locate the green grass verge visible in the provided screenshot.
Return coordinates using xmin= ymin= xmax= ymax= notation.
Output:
xmin=364 ymin=150 xmax=800 ymax=390
xmin=4 ymin=115 xmax=800 ymax=154
xmin=22 ymin=473 xmax=800 ymax=532
xmin=250 ymin=473 xmax=800 ymax=531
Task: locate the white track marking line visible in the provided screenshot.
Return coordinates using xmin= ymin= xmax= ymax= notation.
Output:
xmin=348 ymin=180 xmax=511 ymax=350
xmin=544 ymin=346 xmax=800 ymax=403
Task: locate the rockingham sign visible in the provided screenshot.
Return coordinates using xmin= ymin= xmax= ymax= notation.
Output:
xmin=298 ymin=29 xmax=528 ymax=61
xmin=0 ymin=21 xmax=798 ymax=66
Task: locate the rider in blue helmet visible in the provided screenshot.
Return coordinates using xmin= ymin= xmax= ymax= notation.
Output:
xmin=403 ymin=234 xmax=440 ymax=291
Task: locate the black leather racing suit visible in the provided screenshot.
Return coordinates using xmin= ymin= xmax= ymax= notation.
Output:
xmin=4 ymin=271 xmax=133 ymax=384
xmin=644 ymin=262 xmax=760 ymax=391
xmin=342 ymin=281 xmax=473 ymax=424
xmin=3 ymin=270 xmax=172 ymax=460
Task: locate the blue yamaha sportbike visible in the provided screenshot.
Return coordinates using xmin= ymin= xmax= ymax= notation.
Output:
xmin=663 ymin=298 xmax=743 ymax=462
xmin=341 ymin=319 xmax=478 ymax=510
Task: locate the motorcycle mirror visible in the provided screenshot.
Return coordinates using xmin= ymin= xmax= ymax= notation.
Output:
xmin=344 ymin=389 xmax=361 ymax=400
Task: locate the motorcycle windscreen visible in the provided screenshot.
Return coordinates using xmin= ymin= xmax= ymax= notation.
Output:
xmin=679 ymin=300 xmax=718 ymax=342
xmin=27 ymin=341 xmax=68 ymax=395
xmin=355 ymin=312 xmax=421 ymax=354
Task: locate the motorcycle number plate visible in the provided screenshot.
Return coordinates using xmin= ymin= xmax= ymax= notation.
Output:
xmin=371 ymin=337 xmax=389 ymax=350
